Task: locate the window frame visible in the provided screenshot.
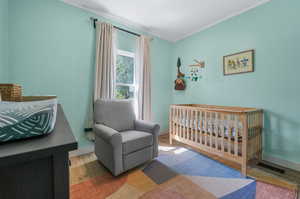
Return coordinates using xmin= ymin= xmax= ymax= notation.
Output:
xmin=115 ymin=49 xmax=136 ymax=100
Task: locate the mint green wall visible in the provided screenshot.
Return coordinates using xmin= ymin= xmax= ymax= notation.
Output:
xmin=117 ymin=31 xmax=137 ymax=53
xmin=0 ymin=0 xmax=8 ymax=82
xmin=172 ymin=0 xmax=300 ymax=163
xmin=8 ymin=0 xmax=173 ymax=147
xmin=7 ymin=0 xmax=299 ymax=163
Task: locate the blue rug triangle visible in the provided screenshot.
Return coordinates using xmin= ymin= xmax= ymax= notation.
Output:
xmin=158 ymin=148 xmax=244 ymax=178
xmin=220 ymin=180 xmax=256 ymax=199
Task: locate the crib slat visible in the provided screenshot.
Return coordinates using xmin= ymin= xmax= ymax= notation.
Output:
xmin=199 ymin=111 xmax=203 ymax=145
xmin=183 ymin=108 xmax=185 ymax=139
xmin=187 ymin=109 xmax=190 ymax=140
xmin=190 ymin=109 xmax=193 ymax=141
xmin=259 ymin=111 xmax=263 ymax=160
xmin=173 ymin=108 xmax=176 ymax=137
xmin=207 ymin=112 xmax=210 ymax=147
xmin=189 ymin=110 xmax=192 ymax=141
xmin=175 ymin=107 xmax=178 ymax=138
xmin=193 ymin=110 xmax=195 ymax=142
xmin=179 ymin=108 xmax=182 ymax=139
xmin=194 ymin=110 xmax=197 ymax=143
xmin=170 ymin=107 xmax=173 ymax=137
xmin=221 ymin=113 xmax=225 ymax=153
xmin=241 ymin=113 xmax=248 ymax=175
xmin=195 ymin=110 xmax=198 ymax=143
xmin=185 ymin=109 xmax=190 ymax=140
xmin=214 ymin=113 xmax=217 ymax=149
xmin=176 ymin=108 xmax=180 ymax=137
xmin=248 ymin=113 xmax=255 ymax=158
xmin=182 ymin=109 xmax=187 ymax=139
xmin=185 ymin=109 xmax=189 ymax=140
xmin=176 ymin=108 xmax=178 ymax=137
xmin=204 ymin=112 xmax=208 ymax=146
xmin=209 ymin=113 xmax=212 ymax=148
xmin=192 ymin=110 xmax=195 ymax=142
xmin=251 ymin=113 xmax=254 ymax=158
xmin=253 ymin=113 xmax=256 ymax=159
xmin=234 ymin=115 xmax=239 ymax=156
xmin=169 ymin=107 xmax=172 ymax=144
xmin=227 ymin=114 xmax=232 ymax=155
xmin=251 ymin=113 xmax=255 ymax=158
xmin=215 ymin=112 xmax=219 ymax=150
xmin=207 ymin=112 xmax=210 ymax=146
xmin=191 ymin=109 xmax=193 ymax=142
xmin=185 ymin=109 xmax=188 ymax=140
xmin=172 ymin=107 xmax=175 ymax=138
xmin=181 ymin=108 xmax=183 ymax=139
xmin=257 ymin=112 xmax=261 ymax=160
xmin=255 ymin=112 xmax=259 ymax=159
xmin=181 ymin=108 xmax=184 ymax=139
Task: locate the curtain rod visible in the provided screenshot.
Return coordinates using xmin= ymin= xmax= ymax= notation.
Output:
xmin=90 ymin=17 xmax=141 ymax=37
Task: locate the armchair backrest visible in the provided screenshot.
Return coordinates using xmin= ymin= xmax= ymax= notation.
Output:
xmin=94 ymin=99 xmax=136 ymax=131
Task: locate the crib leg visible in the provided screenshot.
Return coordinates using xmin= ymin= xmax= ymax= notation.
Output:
xmin=242 ymin=161 xmax=247 ymax=176
xmin=257 ymin=152 xmax=262 ymax=162
xmin=242 ymin=166 xmax=247 ymax=176
xmin=169 ymin=133 xmax=173 ymax=145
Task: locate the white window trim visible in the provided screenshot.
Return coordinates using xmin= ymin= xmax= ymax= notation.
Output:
xmin=115 ymin=49 xmax=136 ymax=100
xmin=117 ymin=49 xmax=135 ymax=58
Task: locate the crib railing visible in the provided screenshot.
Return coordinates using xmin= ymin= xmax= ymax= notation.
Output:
xmin=169 ymin=104 xmax=263 ymax=175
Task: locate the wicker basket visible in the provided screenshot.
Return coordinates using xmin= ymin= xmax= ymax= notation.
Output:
xmin=0 ymin=84 xmax=22 ymax=101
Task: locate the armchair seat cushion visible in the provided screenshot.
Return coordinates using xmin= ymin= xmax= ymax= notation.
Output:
xmin=121 ymin=130 xmax=153 ymax=154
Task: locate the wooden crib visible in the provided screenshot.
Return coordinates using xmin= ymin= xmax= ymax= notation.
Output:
xmin=169 ymin=104 xmax=263 ymax=176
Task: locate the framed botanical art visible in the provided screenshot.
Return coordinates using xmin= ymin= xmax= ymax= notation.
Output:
xmin=223 ymin=50 xmax=254 ymax=75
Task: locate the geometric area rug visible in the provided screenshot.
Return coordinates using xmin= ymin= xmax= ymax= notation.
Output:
xmin=70 ymin=146 xmax=298 ymax=199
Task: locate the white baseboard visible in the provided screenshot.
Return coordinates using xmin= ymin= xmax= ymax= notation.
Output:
xmin=160 ymin=130 xmax=169 ymax=135
xmin=263 ymin=154 xmax=300 ymax=172
xmin=69 ymin=144 xmax=94 ymax=157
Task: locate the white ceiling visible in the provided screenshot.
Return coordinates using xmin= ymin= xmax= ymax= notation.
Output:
xmin=63 ymin=0 xmax=271 ymax=42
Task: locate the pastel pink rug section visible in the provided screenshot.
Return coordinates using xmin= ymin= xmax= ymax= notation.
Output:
xmin=256 ymin=181 xmax=298 ymax=199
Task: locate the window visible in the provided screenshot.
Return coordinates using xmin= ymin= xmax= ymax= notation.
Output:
xmin=115 ymin=50 xmax=136 ymax=100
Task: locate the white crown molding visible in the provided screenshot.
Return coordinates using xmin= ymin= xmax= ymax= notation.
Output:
xmin=61 ymin=0 xmax=168 ymax=41
xmin=174 ymin=0 xmax=272 ymax=42
xmin=62 ymin=0 xmax=271 ymax=43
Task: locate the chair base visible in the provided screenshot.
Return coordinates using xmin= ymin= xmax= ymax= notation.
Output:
xmin=123 ymin=146 xmax=153 ymax=171
xmin=95 ymin=135 xmax=154 ymax=176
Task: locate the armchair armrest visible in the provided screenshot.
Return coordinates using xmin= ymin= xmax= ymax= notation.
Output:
xmin=134 ymin=120 xmax=160 ymax=158
xmin=134 ymin=120 xmax=160 ymax=135
xmin=94 ymin=124 xmax=123 ymax=176
xmin=94 ymin=124 xmax=122 ymax=146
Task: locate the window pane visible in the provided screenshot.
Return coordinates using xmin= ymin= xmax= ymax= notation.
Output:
xmin=115 ymin=85 xmax=135 ymax=99
xmin=116 ymin=55 xmax=134 ymax=84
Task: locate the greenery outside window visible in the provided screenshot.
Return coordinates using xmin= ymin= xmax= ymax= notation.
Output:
xmin=115 ymin=50 xmax=136 ymax=100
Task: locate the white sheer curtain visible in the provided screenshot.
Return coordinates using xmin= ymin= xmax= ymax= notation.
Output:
xmin=136 ymin=36 xmax=152 ymax=121
xmin=85 ymin=22 xmax=117 ymax=141
xmin=94 ymin=22 xmax=117 ymax=100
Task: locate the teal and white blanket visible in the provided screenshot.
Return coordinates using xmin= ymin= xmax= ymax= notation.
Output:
xmin=0 ymin=99 xmax=57 ymax=143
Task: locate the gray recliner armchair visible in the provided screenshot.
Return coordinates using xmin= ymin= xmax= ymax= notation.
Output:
xmin=94 ymin=99 xmax=160 ymax=176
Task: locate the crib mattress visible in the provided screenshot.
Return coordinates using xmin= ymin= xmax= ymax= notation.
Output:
xmin=173 ymin=118 xmax=243 ymax=138
xmin=173 ymin=132 xmax=243 ymax=155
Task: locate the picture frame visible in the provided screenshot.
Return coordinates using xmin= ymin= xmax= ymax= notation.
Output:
xmin=223 ymin=50 xmax=254 ymax=75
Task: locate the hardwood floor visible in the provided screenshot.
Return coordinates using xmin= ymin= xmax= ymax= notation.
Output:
xmin=70 ymin=134 xmax=300 ymax=192
xmin=70 ymin=153 xmax=97 ymax=169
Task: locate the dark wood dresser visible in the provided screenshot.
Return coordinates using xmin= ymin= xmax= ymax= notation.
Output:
xmin=0 ymin=105 xmax=78 ymax=199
